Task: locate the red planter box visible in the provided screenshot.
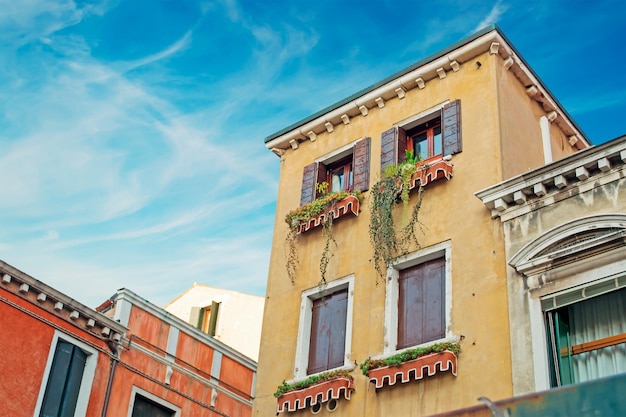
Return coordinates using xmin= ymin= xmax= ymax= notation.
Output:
xmin=367 ymin=351 xmax=457 ymax=389
xmin=297 ymin=195 xmax=360 ymax=234
xmin=408 ymin=156 xmax=454 ymax=190
xmin=276 ymin=376 xmax=355 ymax=413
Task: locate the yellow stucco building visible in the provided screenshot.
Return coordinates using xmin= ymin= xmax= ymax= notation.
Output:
xmin=253 ymin=26 xmax=589 ymax=416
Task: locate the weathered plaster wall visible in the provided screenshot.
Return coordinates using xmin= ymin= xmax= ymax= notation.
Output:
xmin=502 ymin=175 xmax=626 ymax=395
xmin=254 ymin=48 xmax=548 ymax=416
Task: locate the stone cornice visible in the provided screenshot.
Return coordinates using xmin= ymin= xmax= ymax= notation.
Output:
xmin=475 ymin=135 xmax=626 ymax=222
xmin=265 ymin=27 xmax=589 ymax=156
xmin=0 ymin=260 xmax=127 ymax=343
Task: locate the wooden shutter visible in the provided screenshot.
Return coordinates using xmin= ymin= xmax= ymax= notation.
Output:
xmin=189 ymin=306 xmax=203 ymax=329
xmin=381 ymin=127 xmax=408 ymax=172
xmin=442 ymin=99 xmax=462 ymax=156
xmin=300 ymin=162 xmax=328 ymax=205
xmin=40 ymin=340 xmax=87 ymax=417
xmin=397 ymin=258 xmax=445 ymax=349
xmin=352 ymin=137 xmax=371 ymax=192
xmin=59 ymin=347 xmax=87 ymax=417
xmin=208 ymin=301 xmax=220 ymax=337
xmin=307 ymin=289 xmax=348 ymax=374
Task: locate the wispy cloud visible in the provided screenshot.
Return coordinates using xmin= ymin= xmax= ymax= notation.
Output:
xmin=472 ymin=1 xmax=508 ymax=33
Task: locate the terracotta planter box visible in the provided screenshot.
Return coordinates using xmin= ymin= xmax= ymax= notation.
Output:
xmin=367 ymin=350 xmax=457 ymax=389
xmin=297 ymin=195 xmax=360 ymax=234
xmin=276 ymin=376 xmax=355 ymax=413
xmin=408 ymin=156 xmax=454 ymax=190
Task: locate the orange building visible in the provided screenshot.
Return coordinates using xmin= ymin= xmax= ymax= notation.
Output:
xmin=0 ymin=260 xmax=256 ymax=417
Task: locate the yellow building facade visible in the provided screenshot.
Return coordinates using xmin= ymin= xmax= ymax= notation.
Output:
xmin=254 ymin=26 xmax=589 ymax=416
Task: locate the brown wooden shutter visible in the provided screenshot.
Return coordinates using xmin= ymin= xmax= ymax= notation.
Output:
xmin=442 ymin=99 xmax=462 ymax=156
xmin=307 ymin=289 xmax=348 ymax=374
xmin=300 ymin=162 xmax=317 ymax=205
xmin=397 ymin=258 xmax=445 ymax=349
xmin=352 ymin=137 xmax=370 ymax=192
xmin=381 ymin=127 xmax=408 ymax=172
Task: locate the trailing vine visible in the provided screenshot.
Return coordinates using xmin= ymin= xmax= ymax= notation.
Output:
xmin=284 ymin=184 xmax=362 ymax=284
xmin=274 ymin=369 xmax=353 ymax=398
xmin=369 ymin=150 xmax=424 ymax=281
xmin=359 ymin=341 xmax=461 ymax=376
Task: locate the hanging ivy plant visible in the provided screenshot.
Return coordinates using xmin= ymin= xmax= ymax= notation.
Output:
xmin=284 ymin=184 xmax=363 ymax=284
xmin=369 ymin=150 xmax=424 ymax=281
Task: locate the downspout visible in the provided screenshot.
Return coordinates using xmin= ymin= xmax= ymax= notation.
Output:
xmin=101 ymin=339 xmax=121 ymax=417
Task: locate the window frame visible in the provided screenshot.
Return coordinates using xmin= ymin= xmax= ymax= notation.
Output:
xmin=509 ymin=215 xmax=626 ymax=392
xmin=293 ymin=275 xmax=355 ymax=380
xmin=126 ymin=386 xmax=180 ymax=417
xmin=383 ymin=241 xmax=454 ymax=357
xmin=33 ymin=330 xmax=98 ymax=417
xmin=299 ymin=137 xmax=370 ymax=206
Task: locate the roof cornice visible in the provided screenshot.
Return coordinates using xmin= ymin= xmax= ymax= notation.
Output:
xmin=475 ymin=135 xmax=626 ymax=222
xmin=265 ymin=26 xmax=590 ymax=155
xmin=0 ymin=260 xmax=128 ymax=342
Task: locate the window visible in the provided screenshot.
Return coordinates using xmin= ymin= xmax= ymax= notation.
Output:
xmin=381 ymin=100 xmax=461 ymax=171
xmin=39 ymin=340 xmax=87 ymax=417
xmin=308 ymin=288 xmax=348 ymax=374
xmin=132 ymin=395 xmax=175 ymax=417
xmin=34 ymin=331 xmax=97 ymax=417
xmin=544 ymin=286 xmax=626 ymax=387
xmin=127 ymin=387 xmax=180 ymax=417
xmin=190 ymin=301 xmax=220 ymax=336
xmin=509 ymin=215 xmax=626 ymax=391
xmin=384 ymin=241 xmax=453 ymax=355
xmin=407 ymin=119 xmax=442 ymax=162
xmin=300 ymin=138 xmax=370 ymax=206
xmin=293 ymin=275 xmax=354 ymax=379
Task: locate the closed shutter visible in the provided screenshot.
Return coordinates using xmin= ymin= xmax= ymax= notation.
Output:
xmin=381 ymin=127 xmax=407 ymax=172
xmin=307 ymin=289 xmax=348 ymax=374
xmin=442 ymin=99 xmax=462 ymax=156
xmin=397 ymin=258 xmax=445 ymax=349
xmin=352 ymin=137 xmax=371 ymax=192
xmin=40 ymin=340 xmax=87 ymax=417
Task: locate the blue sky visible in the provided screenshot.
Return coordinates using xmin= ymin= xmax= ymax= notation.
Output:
xmin=1 ymin=0 xmax=624 ymax=307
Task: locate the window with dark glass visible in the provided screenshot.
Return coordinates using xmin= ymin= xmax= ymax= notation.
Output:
xmin=397 ymin=258 xmax=445 ymax=350
xmin=407 ymin=118 xmax=442 ymax=161
xmin=299 ymin=137 xmax=370 ymax=206
xmin=545 ymin=287 xmax=626 ymax=387
xmin=307 ymin=288 xmax=348 ymax=374
xmin=131 ymin=395 xmax=175 ymax=417
xmin=381 ymin=100 xmax=461 ymax=172
xmin=39 ymin=340 xmax=88 ymax=417
xmin=328 ymin=156 xmax=353 ymax=193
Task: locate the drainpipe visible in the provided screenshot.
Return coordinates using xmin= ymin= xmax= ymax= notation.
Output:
xmin=101 ymin=340 xmax=121 ymax=417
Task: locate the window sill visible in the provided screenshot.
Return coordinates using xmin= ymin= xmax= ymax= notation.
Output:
xmin=276 ymin=374 xmax=355 ymax=413
xmin=292 ymin=194 xmax=361 ymax=234
xmin=367 ymin=350 xmax=458 ymax=390
xmin=408 ymin=155 xmax=454 ymax=190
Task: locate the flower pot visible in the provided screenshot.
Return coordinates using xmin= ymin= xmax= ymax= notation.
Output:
xmin=367 ymin=350 xmax=457 ymax=389
xmin=409 ymin=156 xmax=454 ymax=190
xmin=276 ymin=376 xmax=355 ymax=413
xmin=297 ymin=195 xmax=360 ymax=234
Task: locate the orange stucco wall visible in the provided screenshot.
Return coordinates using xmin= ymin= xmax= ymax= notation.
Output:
xmin=0 ymin=288 xmax=111 ymax=417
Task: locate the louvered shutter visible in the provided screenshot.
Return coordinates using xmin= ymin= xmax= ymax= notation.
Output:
xmin=442 ymin=99 xmax=462 ymax=155
xmin=300 ymin=163 xmax=317 ymax=205
xmin=307 ymin=289 xmax=348 ymax=374
xmin=352 ymin=137 xmax=371 ymax=192
xmin=381 ymin=127 xmax=408 ymax=172
xmin=59 ymin=346 xmax=87 ymax=417
xmin=397 ymin=258 xmax=445 ymax=349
